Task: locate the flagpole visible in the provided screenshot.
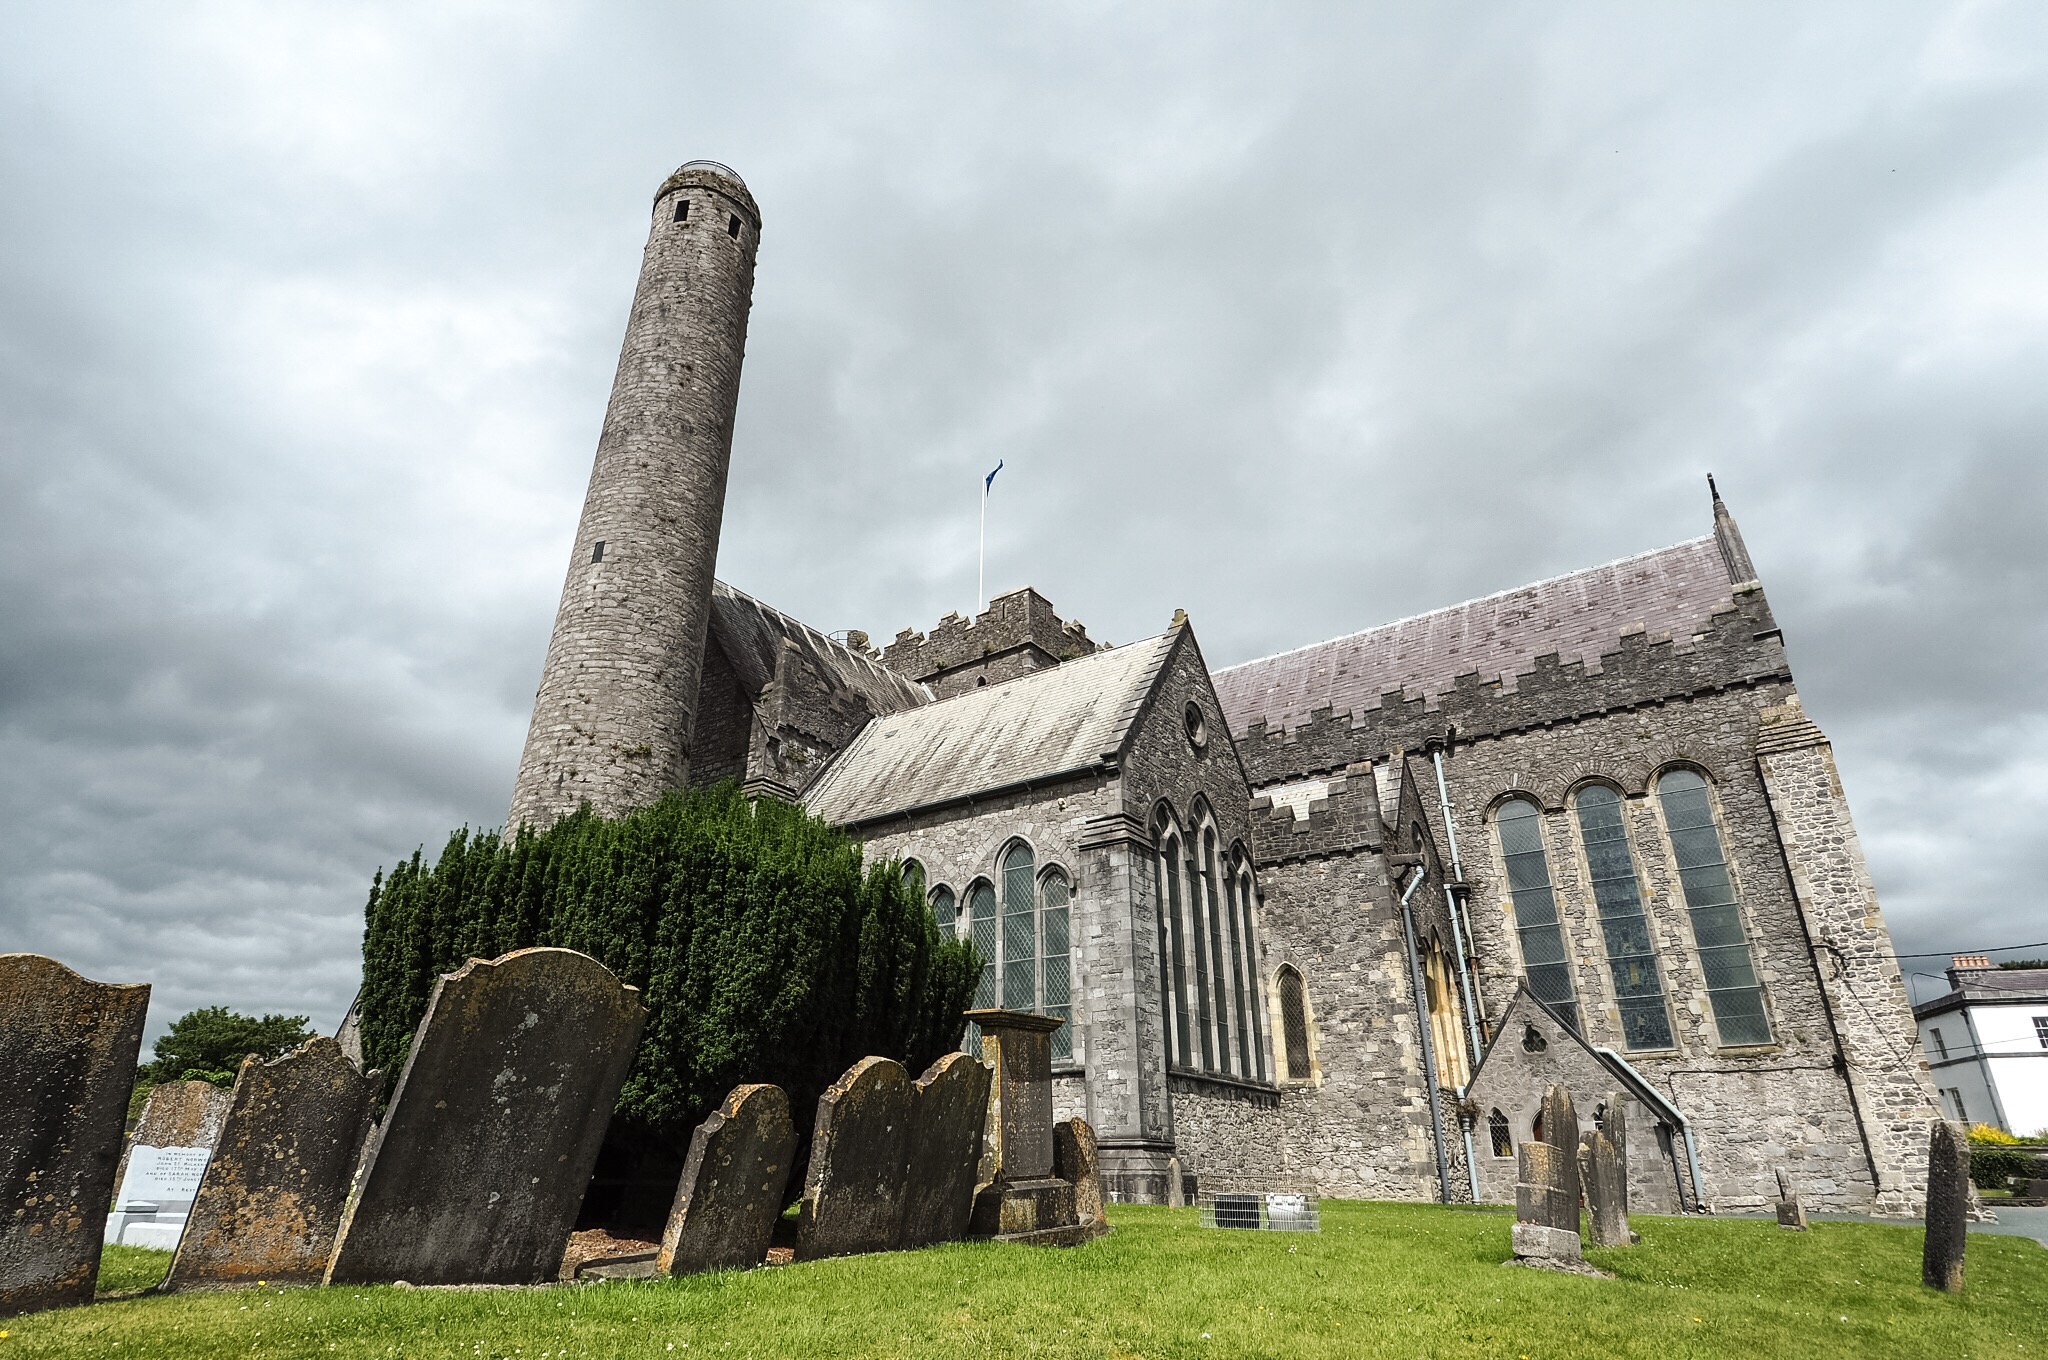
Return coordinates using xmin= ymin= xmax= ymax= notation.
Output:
xmin=977 ymin=479 xmax=986 ymax=615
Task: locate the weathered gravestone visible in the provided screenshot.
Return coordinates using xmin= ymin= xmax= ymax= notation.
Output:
xmin=0 ymin=954 xmax=149 ymax=1317
xmin=161 ymin=1037 xmax=381 ymax=1290
xmin=1539 ymin=1084 xmax=1582 ymax=1231
xmin=1774 ymin=1166 xmax=1808 ymax=1231
xmin=1922 ymin=1120 xmax=1970 ymax=1293
xmin=796 ymin=1057 xmax=913 ymax=1260
xmin=899 ymin=1052 xmax=992 ymax=1250
xmin=1054 ymin=1118 xmax=1105 ymax=1227
xmin=1511 ymin=1140 xmax=1582 ymax=1263
xmin=325 ymin=948 xmax=646 ymax=1287
xmin=1580 ymin=1129 xmax=1630 ymax=1248
xmin=1165 ymin=1155 xmax=1186 ymax=1208
xmin=658 ymin=1083 xmax=796 ymax=1276
xmin=106 ymin=1080 xmax=234 ymax=1250
xmin=965 ymin=1009 xmax=1103 ymax=1244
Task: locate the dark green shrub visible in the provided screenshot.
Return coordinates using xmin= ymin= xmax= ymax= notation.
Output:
xmin=356 ymin=784 xmax=978 ymax=1149
xmin=146 ymin=1007 xmax=311 ymax=1086
xmin=1968 ymin=1141 xmax=2042 ymax=1192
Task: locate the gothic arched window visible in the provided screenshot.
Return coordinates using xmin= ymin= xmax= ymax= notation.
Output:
xmin=1488 ymin=1108 xmax=1513 ymax=1158
xmin=1657 ymin=769 xmax=1771 ymax=1046
xmin=1495 ymin=798 xmax=1580 ymax=1034
xmin=966 ymin=880 xmax=998 ymax=1010
xmin=930 ymin=884 xmax=957 ymax=939
xmin=1001 ymin=844 xmax=1037 ymax=1012
xmin=1157 ymin=825 xmax=1194 ymax=1069
xmin=1277 ymin=964 xmax=1313 ymax=1081
xmin=1234 ymin=860 xmax=1269 ymax=1083
xmin=1201 ymin=826 xmax=1239 ymax=1076
xmin=1042 ymin=869 xmax=1072 ymax=1061
xmin=1574 ymin=785 xmax=1674 ymax=1050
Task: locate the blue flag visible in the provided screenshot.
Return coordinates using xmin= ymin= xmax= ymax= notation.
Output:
xmin=984 ymin=459 xmax=1003 ymax=493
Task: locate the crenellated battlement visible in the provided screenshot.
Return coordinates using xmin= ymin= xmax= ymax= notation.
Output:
xmin=882 ymin=587 xmax=1100 ymax=698
xmin=1248 ymin=762 xmax=1386 ymax=866
xmin=1239 ymin=586 xmax=1789 ymax=786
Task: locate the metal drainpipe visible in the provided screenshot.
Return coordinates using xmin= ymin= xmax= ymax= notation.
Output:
xmin=1595 ymin=1046 xmax=1711 ymax=1214
xmin=1430 ymin=743 xmax=1487 ymax=1061
xmin=1399 ymin=865 xmax=1452 ymax=1203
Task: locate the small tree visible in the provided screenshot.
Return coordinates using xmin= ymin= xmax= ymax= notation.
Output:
xmin=147 ymin=1006 xmax=312 ymax=1086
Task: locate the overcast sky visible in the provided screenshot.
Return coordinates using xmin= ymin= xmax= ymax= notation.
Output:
xmin=3 ymin=4 xmax=2044 ymax=1038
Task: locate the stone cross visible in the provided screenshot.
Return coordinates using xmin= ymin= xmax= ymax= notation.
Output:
xmin=1773 ymin=1166 xmax=1808 ymax=1231
xmin=1922 ymin=1120 xmax=1970 ymax=1293
xmin=1580 ymin=1130 xmax=1631 ymax=1248
xmin=0 ymin=953 xmax=150 ymax=1318
xmin=899 ymin=1053 xmax=992 ymax=1250
xmin=796 ymin=1057 xmax=913 ymax=1260
xmin=1539 ymin=1085 xmax=1582 ymax=1232
xmin=163 ymin=1037 xmax=382 ymax=1290
xmin=659 ymin=1083 xmax=795 ymax=1276
xmin=1512 ymin=1140 xmax=1582 ymax=1263
xmin=325 ymin=948 xmax=647 ymax=1287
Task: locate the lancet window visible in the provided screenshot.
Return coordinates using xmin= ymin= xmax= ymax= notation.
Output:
xmin=1495 ymin=797 xmax=1580 ymax=1034
xmin=1656 ymin=769 xmax=1771 ymax=1047
xmin=1277 ymin=964 xmax=1313 ymax=1081
xmin=1573 ymin=785 xmax=1675 ymax=1050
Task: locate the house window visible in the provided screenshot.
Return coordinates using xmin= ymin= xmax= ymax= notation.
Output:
xmin=1496 ymin=798 xmax=1580 ymax=1033
xmin=1488 ymin=1109 xmax=1513 ymax=1158
xmin=1574 ymin=785 xmax=1674 ymax=1050
xmin=1944 ymin=1088 xmax=1969 ymax=1123
xmin=1656 ymin=770 xmax=1771 ymax=1046
xmin=931 ymin=884 xmax=956 ymax=939
xmin=1931 ymin=1027 xmax=1948 ymax=1060
xmin=1278 ymin=965 xmax=1312 ymax=1081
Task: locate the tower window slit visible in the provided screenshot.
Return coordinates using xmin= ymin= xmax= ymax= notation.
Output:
xmin=673 ymin=198 xmax=689 ymax=223
xmin=727 ymin=214 xmax=741 ymax=239
xmin=591 ymin=541 xmax=605 ymax=563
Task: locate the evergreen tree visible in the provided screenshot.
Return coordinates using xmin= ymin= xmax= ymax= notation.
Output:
xmin=357 ymin=783 xmax=979 ymax=1150
xmin=147 ymin=1006 xmax=313 ymax=1085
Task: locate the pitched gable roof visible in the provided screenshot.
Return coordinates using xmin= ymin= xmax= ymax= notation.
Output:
xmin=803 ymin=630 xmax=1178 ymax=827
xmin=709 ymin=580 xmax=930 ymax=717
xmin=1212 ymin=537 xmax=1735 ymax=738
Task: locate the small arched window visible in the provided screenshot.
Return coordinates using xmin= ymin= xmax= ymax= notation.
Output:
xmin=903 ymin=859 xmax=925 ymax=900
xmin=930 ymin=884 xmax=957 ymax=939
xmin=1657 ymin=769 xmax=1771 ymax=1046
xmin=1488 ymin=1108 xmax=1513 ymax=1158
xmin=966 ymin=881 xmax=998 ymax=1010
xmin=1277 ymin=964 xmax=1313 ymax=1081
xmin=1574 ymin=785 xmax=1674 ymax=1050
xmin=1496 ymin=798 xmax=1580 ymax=1033
xmin=1001 ymin=844 xmax=1037 ymax=1012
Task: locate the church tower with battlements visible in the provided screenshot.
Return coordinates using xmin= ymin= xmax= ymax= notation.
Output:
xmin=510 ymin=161 xmax=762 ymax=828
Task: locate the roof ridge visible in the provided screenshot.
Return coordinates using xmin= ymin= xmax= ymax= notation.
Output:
xmin=1214 ymin=536 xmax=1717 ymax=677
xmin=713 ymin=579 xmax=929 ymax=698
xmin=897 ymin=631 xmax=1165 ymax=715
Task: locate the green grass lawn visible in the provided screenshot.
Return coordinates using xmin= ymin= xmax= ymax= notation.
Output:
xmin=6 ymin=1202 xmax=2042 ymax=1359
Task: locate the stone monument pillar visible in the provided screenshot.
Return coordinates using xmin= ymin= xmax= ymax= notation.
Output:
xmin=966 ymin=1009 xmax=1107 ymax=1245
xmin=510 ymin=160 xmax=762 ymax=828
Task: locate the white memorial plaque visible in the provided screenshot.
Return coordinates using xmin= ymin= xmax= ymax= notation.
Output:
xmin=117 ymin=1144 xmax=212 ymax=1212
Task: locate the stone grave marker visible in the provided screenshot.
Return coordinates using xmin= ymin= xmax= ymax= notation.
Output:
xmin=658 ymin=1083 xmax=796 ymax=1276
xmin=1165 ymin=1155 xmax=1186 ymax=1208
xmin=1922 ymin=1120 xmax=1970 ymax=1293
xmin=107 ymin=1080 xmax=234 ymax=1250
xmin=1054 ymin=1118 xmax=1105 ymax=1227
xmin=1601 ymin=1093 xmax=1628 ymax=1216
xmin=161 ymin=1037 xmax=382 ymax=1291
xmin=1773 ymin=1166 xmax=1808 ymax=1231
xmin=0 ymin=953 xmax=150 ymax=1317
xmin=899 ymin=1052 xmax=991 ymax=1250
xmin=796 ymin=1057 xmax=913 ymax=1260
xmin=325 ymin=948 xmax=646 ymax=1287
xmin=1580 ymin=1129 xmax=1630 ymax=1248
xmin=1511 ymin=1140 xmax=1582 ymax=1263
xmin=1539 ymin=1084 xmax=1582 ymax=1231
xmin=964 ymin=1009 xmax=1101 ymax=1244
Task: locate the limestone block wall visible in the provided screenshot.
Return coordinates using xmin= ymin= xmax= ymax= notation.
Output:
xmin=881 ymin=588 xmax=1098 ymax=698
xmin=510 ymin=162 xmax=761 ymax=827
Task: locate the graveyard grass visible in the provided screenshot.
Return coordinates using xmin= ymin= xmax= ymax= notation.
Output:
xmin=15 ymin=1202 xmax=2046 ymax=1359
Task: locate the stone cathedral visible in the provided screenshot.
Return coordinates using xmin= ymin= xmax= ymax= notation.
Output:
xmin=511 ymin=161 xmax=1940 ymax=1216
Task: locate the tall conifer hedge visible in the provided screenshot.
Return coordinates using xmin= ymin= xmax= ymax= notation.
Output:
xmin=357 ymin=784 xmax=978 ymax=1148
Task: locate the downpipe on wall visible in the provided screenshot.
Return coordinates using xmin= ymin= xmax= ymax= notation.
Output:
xmin=1429 ymin=738 xmax=1488 ymax=1063
xmin=1596 ymin=1045 xmax=1711 ymax=1214
xmin=1398 ymin=863 xmax=1453 ymax=1203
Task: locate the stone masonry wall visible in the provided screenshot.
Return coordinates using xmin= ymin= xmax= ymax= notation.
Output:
xmin=509 ymin=163 xmax=761 ymax=827
xmin=881 ymin=588 xmax=1099 ymax=699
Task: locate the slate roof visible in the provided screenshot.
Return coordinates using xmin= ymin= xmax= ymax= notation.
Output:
xmin=1212 ymin=537 xmax=1736 ymax=737
xmin=708 ymin=580 xmax=930 ymax=716
xmin=1913 ymin=968 xmax=2048 ymax=1019
xmin=804 ymin=630 xmax=1178 ymax=826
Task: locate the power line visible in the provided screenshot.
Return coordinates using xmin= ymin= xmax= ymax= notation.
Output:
xmin=1895 ymin=941 xmax=2048 ymax=959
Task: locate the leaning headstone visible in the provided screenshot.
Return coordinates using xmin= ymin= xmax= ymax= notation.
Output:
xmin=1540 ymin=1085 xmax=1582 ymax=1231
xmin=1922 ymin=1120 xmax=1970 ymax=1293
xmin=1773 ymin=1166 xmax=1808 ymax=1231
xmin=1054 ymin=1118 xmax=1106 ymax=1227
xmin=658 ymin=1083 xmax=795 ymax=1276
xmin=966 ymin=1009 xmax=1100 ymax=1243
xmin=1602 ymin=1095 xmax=1629 ymax=1216
xmin=107 ymin=1080 xmax=234 ymax=1250
xmin=161 ymin=1038 xmax=381 ymax=1291
xmin=0 ymin=954 xmax=150 ymax=1317
xmin=1512 ymin=1141 xmax=1583 ymax=1263
xmin=796 ymin=1057 xmax=913 ymax=1260
xmin=325 ymin=948 xmax=646 ymax=1287
xmin=1580 ymin=1130 xmax=1630 ymax=1248
xmin=899 ymin=1053 xmax=992 ymax=1250
xmin=1165 ymin=1155 xmax=1186 ymax=1208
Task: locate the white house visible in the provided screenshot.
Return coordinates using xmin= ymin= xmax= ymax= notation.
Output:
xmin=1914 ymin=956 xmax=2048 ymax=1136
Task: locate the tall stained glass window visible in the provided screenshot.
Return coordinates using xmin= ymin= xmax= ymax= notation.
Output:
xmin=1042 ymin=870 xmax=1072 ymax=1061
xmin=1161 ymin=834 xmax=1193 ymax=1068
xmin=1574 ymin=785 xmax=1674 ymax=1050
xmin=1278 ymin=965 xmax=1312 ymax=1081
xmin=1186 ymin=840 xmax=1214 ymax=1070
xmin=1223 ymin=860 xmax=1252 ymax=1080
xmin=1001 ymin=844 xmax=1037 ymax=1012
xmin=1239 ymin=869 xmax=1268 ymax=1082
xmin=1496 ymin=798 xmax=1580 ymax=1033
xmin=931 ymin=884 xmax=957 ymax=939
xmin=967 ymin=882 xmax=998 ymax=1010
xmin=1657 ymin=770 xmax=1771 ymax=1046
xmin=1203 ymin=830 xmax=1234 ymax=1075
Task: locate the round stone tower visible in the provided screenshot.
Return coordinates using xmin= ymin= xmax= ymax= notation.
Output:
xmin=509 ymin=161 xmax=762 ymax=828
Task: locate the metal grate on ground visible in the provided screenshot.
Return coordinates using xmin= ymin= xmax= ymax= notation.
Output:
xmin=1196 ymin=1191 xmax=1321 ymax=1232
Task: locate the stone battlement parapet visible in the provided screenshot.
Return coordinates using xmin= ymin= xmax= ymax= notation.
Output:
xmin=1240 ymin=587 xmax=1788 ymax=786
xmin=883 ymin=588 xmax=1098 ymax=696
xmin=1248 ymin=763 xmax=1386 ymax=867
